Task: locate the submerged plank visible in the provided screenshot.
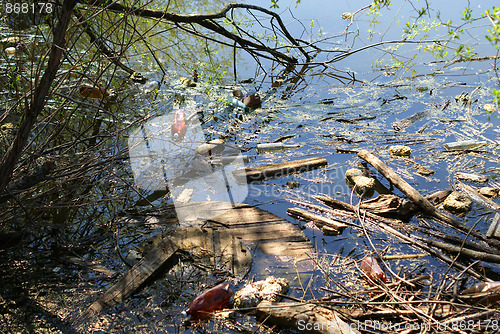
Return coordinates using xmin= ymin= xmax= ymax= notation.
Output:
xmin=233 ymin=156 xmax=327 ymax=182
xmin=76 ymin=237 xmax=179 ymax=324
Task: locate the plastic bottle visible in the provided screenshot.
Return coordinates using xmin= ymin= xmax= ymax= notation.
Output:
xmin=171 ymin=109 xmax=186 ymax=142
xmin=360 ymin=256 xmax=387 ymax=284
xmin=256 ymin=142 xmax=301 ymax=152
xmin=182 ymin=283 xmax=233 ymax=320
xmin=229 ymin=98 xmax=249 ymax=112
xmin=141 ymin=80 xmax=160 ymax=94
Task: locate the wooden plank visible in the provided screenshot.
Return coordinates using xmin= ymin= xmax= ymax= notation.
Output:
xmin=213 ymin=206 xmax=285 ymax=225
xmin=76 ymin=237 xmax=179 ymax=324
xmin=287 ymin=207 xmax=347 ymax=233
xmin=233 ymin=156 xmax=327 ymax=182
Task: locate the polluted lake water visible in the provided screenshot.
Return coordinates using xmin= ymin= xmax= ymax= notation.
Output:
xmin=2 ymin=1 xmax=500 ymax=333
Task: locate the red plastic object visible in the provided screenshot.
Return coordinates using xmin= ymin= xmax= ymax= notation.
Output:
xmin=361 ymin=256 xmax=387 ymax=284
xmin=171 ymin=109 xmax=187 ymax=142
xmin=183 ymin=283 xmax=233 ymax=320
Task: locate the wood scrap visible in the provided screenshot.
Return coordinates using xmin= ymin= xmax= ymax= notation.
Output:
xmin=487 ymin=213 xmax=500 ymax=239
xmin=455 ymin=172 xmax=488 ymax=183
xmin=287 ymin=207 xmax=347 ymax=235
xmin=320 ymin=115 xmax=376 ymax=123
xmin=313 ymin=195 xmax=405 ymax=224
xmin=392 ymin=109 xmax=433 ymax=131
xmin=358 ymin=194 xmax=416 ymax=219
xmin=233 ymin=156 xmax=327 ymax=183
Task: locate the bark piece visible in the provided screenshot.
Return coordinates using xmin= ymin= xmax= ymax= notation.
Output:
xmin=359 ymin=194 xmax=416 ymax=219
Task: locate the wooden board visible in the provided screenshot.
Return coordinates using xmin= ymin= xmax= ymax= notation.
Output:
xmin=233 ymin=156 xmax=327 ymax=182
xmin=77 ymin=202 xmax=313 ymax=323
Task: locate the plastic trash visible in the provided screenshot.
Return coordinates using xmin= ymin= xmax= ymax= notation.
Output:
xmin=360 ymin=255 xmax=387 ymax=284
xmin=229 ymin=97 xmax=249 ymax=112
xmin=182 ymin=283 xmax=233 ymax=320
xmin=141 ymin=80 xmax=160 ymax=94
xmin=79 ymin=83 xmax=114 ymax=99
xmin=256 ymin=142 xmax=301 ymax=152
xmin=444 ymin=140 xmax=487 ymax=150
xmin=4 ymin=47 xmax=16 ymax=57
xmin=171 ymin=109 xmax=187 ymax=142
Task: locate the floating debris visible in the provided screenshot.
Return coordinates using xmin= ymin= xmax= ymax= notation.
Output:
xmin=234 ymin=156 xmax=327 ymax=183
xmin=389 ymin=145 xmax=411 ymax=157
xmin=242 ymin=93 xmax=261 ymax=109
xmin=79 ymin=83 xmax=114 ymax=99
xmin=234 ymin=276 xmax=289 ymax=309
xmin=183 ymin=283 xmax=233 ymax=320
xmin=455 ymin=172 xmax=488 ymax=183
xmin=416 ymin=165 xmax=434 ymax=176
xmin=345 ymin=168 xmax=375 ymax=196
xmin=286 ymin=181 xmax=300 ymax=189
xmin=287 ymin=207 xmax=347 ymax=235
xmin=180 ymin=77 xmax=196 ymax=87
xmin=195 ymin=139 xmax=225 ymax=156
xmin=171 ymin=109 xmax=187 ymax=142
xmin=456 ymin=182 xmax=500 ymax=210
xmin=442 ymin=191 xmax=472 ymax=214
xmin=444 ymin=140 xmax=487 ymax=151
xmin=229 ymin=97 xmax=249 ymax=111
xmin=4 ymin=46 xmax=16 ymax=57
xmin=256 ymin=142 xmax=301 ymax=152
xmin=478 ymin=187 xmax=499 ymax=198
xmin=360 ymin=256 xmax=387 ymax=284
xmin=392 ymin=108 xmax=434 ymax=131
xmin=140 ymin=80 xmax=160 ymax=93
xmin=484 ymin=104 xmax=496 ymax=113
